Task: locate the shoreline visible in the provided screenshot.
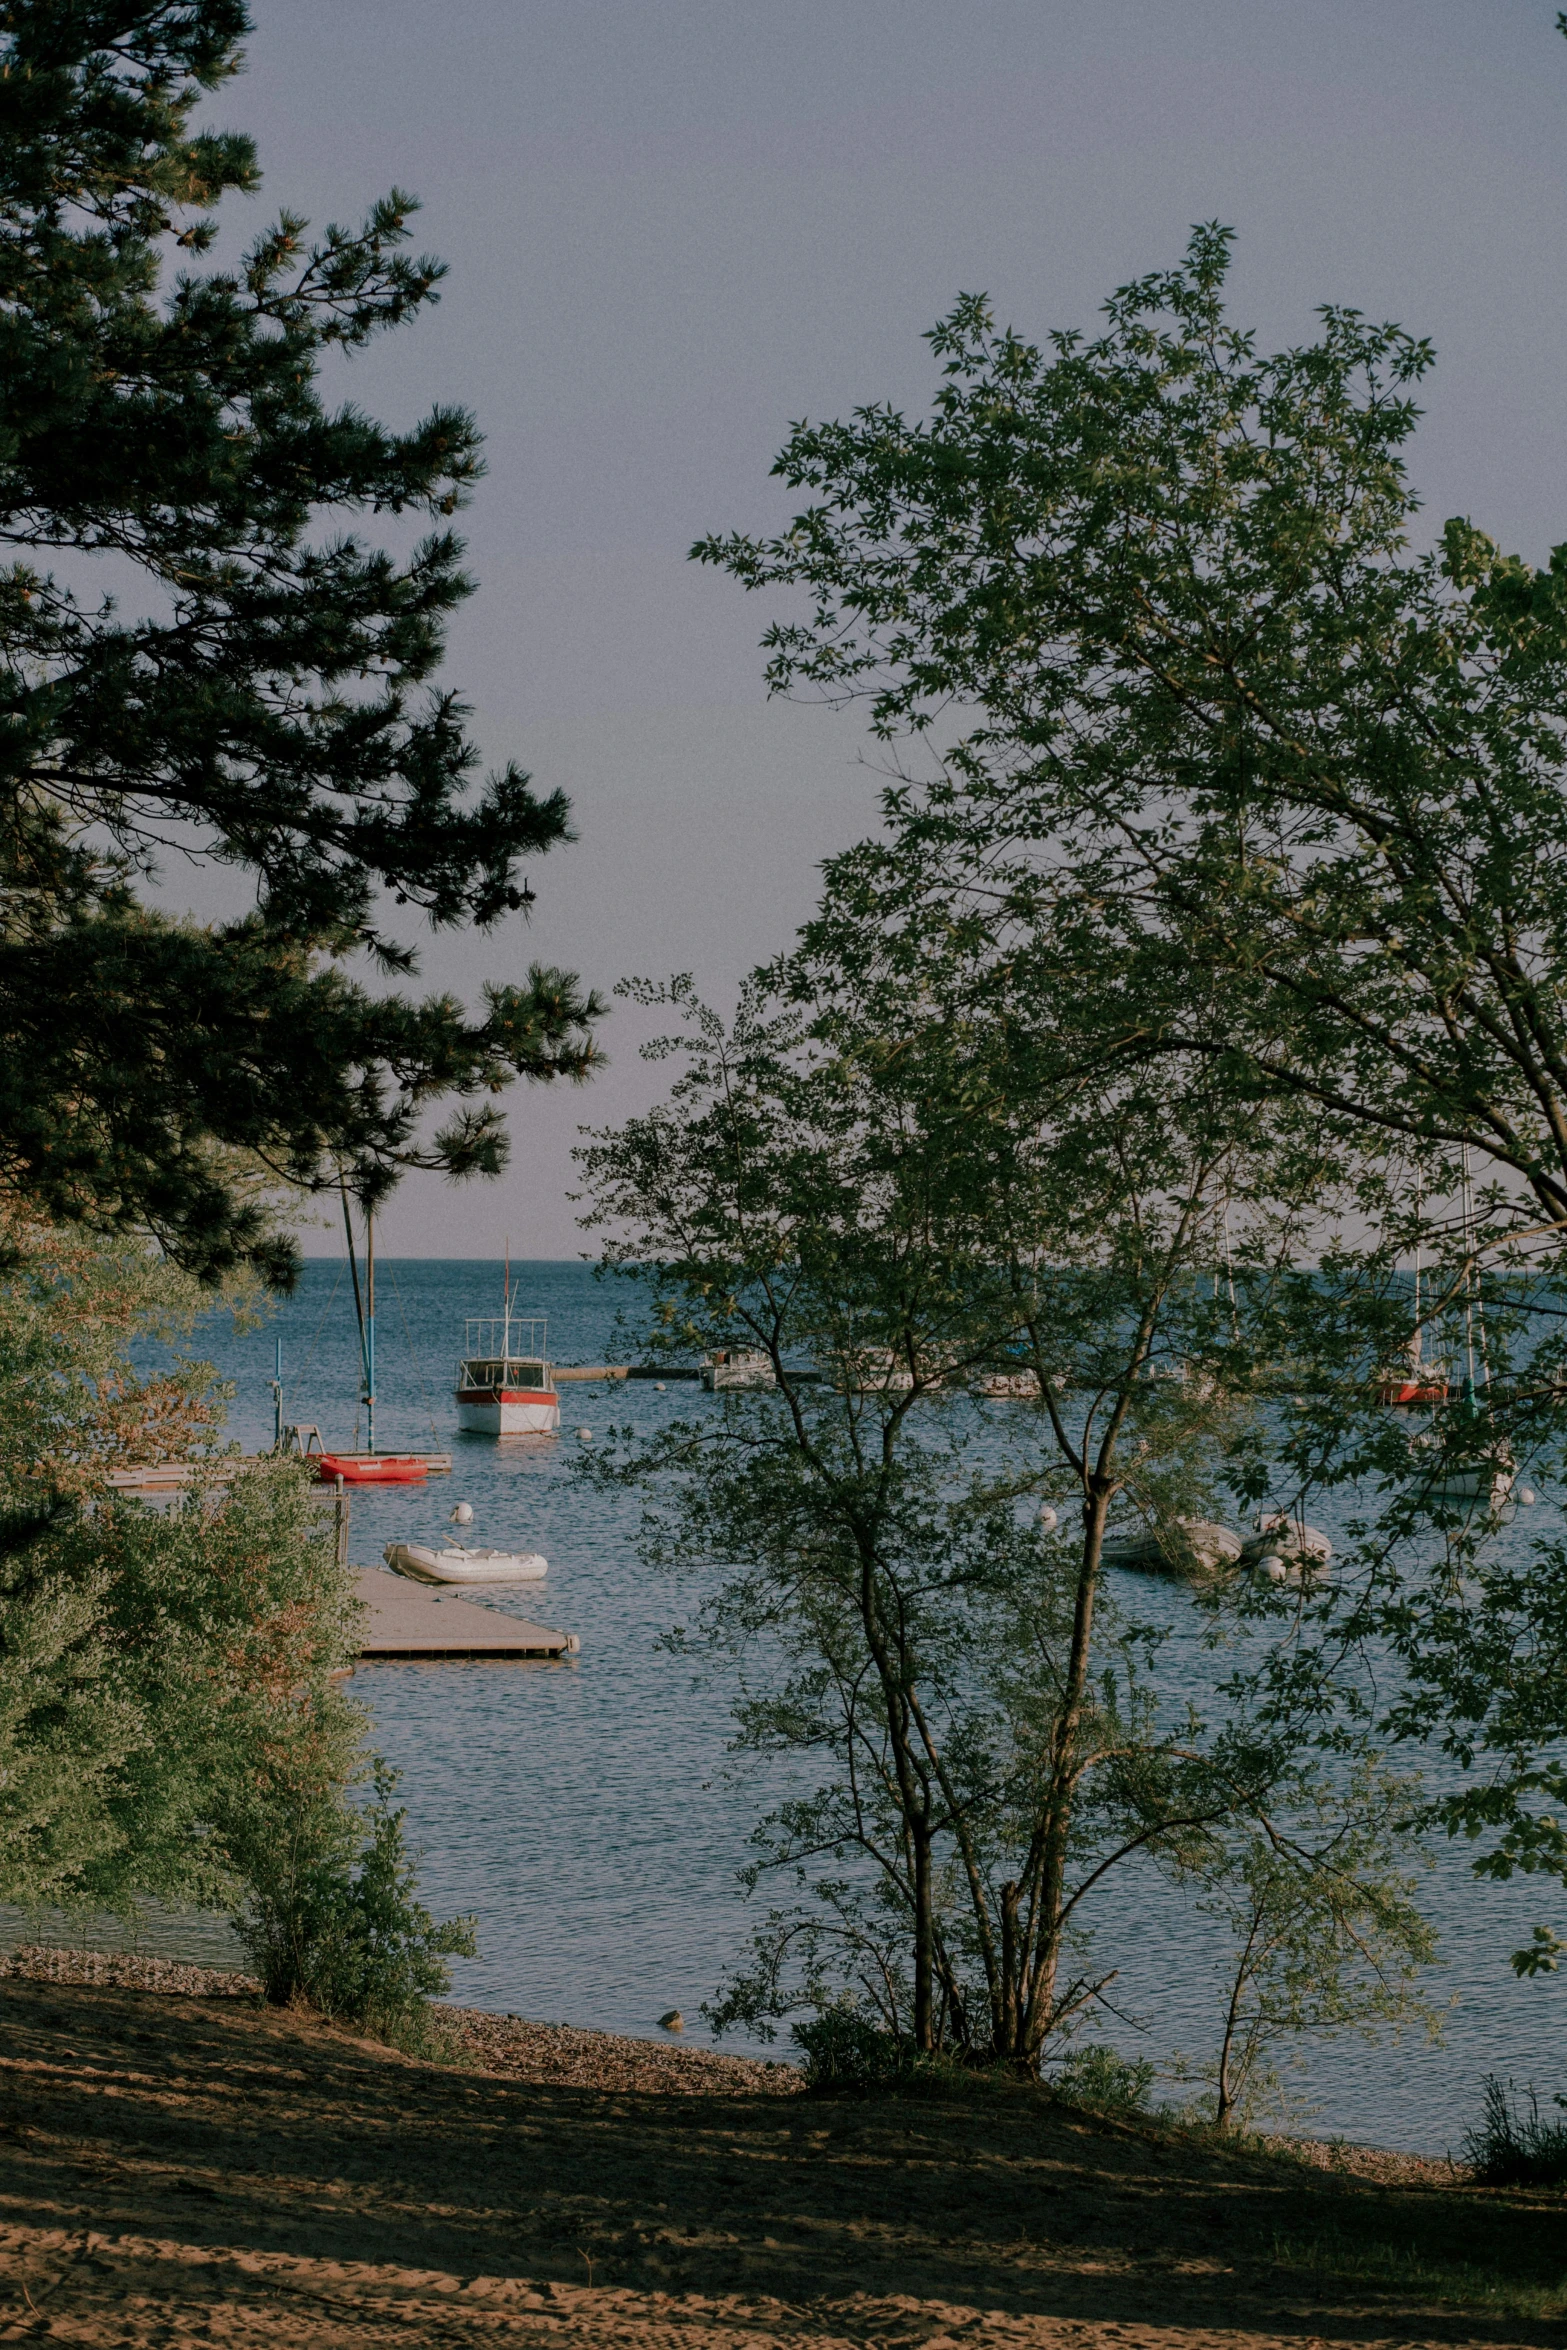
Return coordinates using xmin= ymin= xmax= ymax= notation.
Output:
xmin=0 ymin=1940 xmax=1462 ymax=2174
xmin=0 ymin=1940 xmax=800 ymax=2100
xmin=0 ymin=1949 xmax=1559 ymax=2348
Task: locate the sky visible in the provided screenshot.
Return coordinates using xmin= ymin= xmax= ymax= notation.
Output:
xmin=174 ymin=0 xmax=1567 ymax=1256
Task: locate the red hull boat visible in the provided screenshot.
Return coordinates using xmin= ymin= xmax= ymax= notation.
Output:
xmin=1377 ymin=1375 xmax=1450 ymax=1407
xmin=313 ymin=1453 xmax=429 ymax=1486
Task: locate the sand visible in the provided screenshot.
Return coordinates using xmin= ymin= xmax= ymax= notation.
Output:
xmin=0 ymin=1948 xmax=1561 ymax=2349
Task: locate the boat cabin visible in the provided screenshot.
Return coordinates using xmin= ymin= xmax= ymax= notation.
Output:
xmin=454 ymin=1315 xmax=561 ymax=1435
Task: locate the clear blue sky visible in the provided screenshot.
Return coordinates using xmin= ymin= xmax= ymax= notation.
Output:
xmin=185 ymin=1 xmax=1567 ymax=1253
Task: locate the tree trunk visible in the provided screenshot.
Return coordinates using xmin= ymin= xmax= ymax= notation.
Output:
xmin=1025 ymin=1479 xmax=1111 ymax=2060
xmin=913 ymin=1818 xmax=934 ymax=2049
xmin=1000 ymin=1878 xmax=1021 ymax=2064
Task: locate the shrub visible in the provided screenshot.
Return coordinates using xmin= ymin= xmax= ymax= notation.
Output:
xmin=792 ymin=2005 xmax=911 ymax=2091
xmin=1462 ymin=2076 xmax=1567 ymax=2188
xmin=233 ymin=1764 xmax=476 ymax=2052
xmin=1049 ymin=2044 xmax=1157 ymax=2116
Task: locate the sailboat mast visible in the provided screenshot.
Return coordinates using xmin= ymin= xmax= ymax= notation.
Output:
xmin=1411 ymin=1169 xmax=1424 ymax=1373
xmin=503 ymin=1236 xmax=511 ymax=1364
xmin=366 ymin=1207 xmax=376 ymax=1455
xmin=340 ymin=1174 xmax=369 ymax=1440
xmin=1461 ymin=1144 xmax=1478 ymax=1406
xmin=1221 ymin=1195 xmax=1238 ymax=1340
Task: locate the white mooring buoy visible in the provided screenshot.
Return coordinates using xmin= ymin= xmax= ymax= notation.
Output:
xmin=450 ymin=1501 xmax=474 ymax=1527
xmin=576 ymin=1427 xmax=593 ymax=1443
xmin=1039 ymin=1505 xmax=1059 ymax=1533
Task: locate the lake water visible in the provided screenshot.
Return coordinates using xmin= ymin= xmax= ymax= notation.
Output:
xmin=20 ymin=1257 xmax=1564 ymax=2154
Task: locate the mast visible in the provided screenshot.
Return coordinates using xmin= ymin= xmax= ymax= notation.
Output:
xmin=1221 ymin=1195 xmax=1238 ymax=1341
xmin=503 ymin=1235 xmax=511 ymax=1365
xmin=339 ymin=1174 xmax=370 ymax=1447
xmin=271 ymin=1335 xmax=284 ymax=1451
xmin=1411 ymin=1169 xmax=1424 ymax=1375
xmin=1461 ymin=1144 xmax=1478 ymax=1410
xmin=366 ymin=1206 xmax=377 ymax=1454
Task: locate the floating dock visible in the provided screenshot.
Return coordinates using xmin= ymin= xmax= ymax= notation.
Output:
xmin=353 ymin=1565 xmax=577 ymax=1662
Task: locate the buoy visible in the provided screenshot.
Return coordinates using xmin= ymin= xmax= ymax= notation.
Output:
xmin=1039 ymin=1505 xmax=1058 ymax=1533
xmin=1256 ymin=1553 xmax=1288 ymax=1583
xmin=450 ymin=1501 xmax=474 ymax=1526
xmin=1519 ymin=1488 xmax=1538 ymax=1506
xmin=576 ymin=1427 xmax=593 ymax=1442
xmin=564 ymin=1632 xmax=581 ymax=1654
xmin=659 ymin=2009 xmax=684 ymax=2032
xmin=655 ymin=1382 xmax=667 ymax=1392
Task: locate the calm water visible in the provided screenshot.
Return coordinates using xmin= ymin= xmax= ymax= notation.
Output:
xmin=22 ymin=1258 xmax=1564 ymax=2152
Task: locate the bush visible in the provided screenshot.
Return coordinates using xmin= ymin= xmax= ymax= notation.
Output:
xmin=1462 ymin=2076 xmax=1567 ymax=2188
xmin=233 ymin=1764 xmax=477 ymax=2052
xmin=1049 ymin=2044 xmax=1157 ymax=2116
xmin=792 ymin=2005 xmax=912 ymax=2091
xmin=790 ymin=2007 xmax=1026 ymax=2098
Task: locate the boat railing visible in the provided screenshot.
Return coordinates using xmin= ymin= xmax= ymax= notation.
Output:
xmin=465 ymin=1316 xmax=547 ymax=1359
xmin=458 ymin=1357 xmax=553 ymax=1390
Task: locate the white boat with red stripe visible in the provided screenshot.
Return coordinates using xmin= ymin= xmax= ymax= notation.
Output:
xmin=455 ymin=1311 xmax=560 ymax=1436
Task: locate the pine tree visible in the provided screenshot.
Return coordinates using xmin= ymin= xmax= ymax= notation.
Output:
xmin=0 ymin=2 xmax=601 ymax=1282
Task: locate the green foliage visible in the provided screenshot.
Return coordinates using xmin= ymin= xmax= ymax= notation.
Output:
xmin=231 ymin=1763 xmax=476 ymax=2047
xmin=1462 ymin=2077 xmax=1567 ymax=2189
xmin=0 ymin=1209 xmax=360 ymax=1917
xmin=697 ymin=224 xmax=1567 ymax=1984
xmin=1191 ymin=1771 xmax=1440 ymax=2131
xmin=1048 ymin=2044 xmax=1157 ymax=2116
xmin=581 ymin=966 xmax=1429 ymax=2086
xmin=792 ymin=2005 xmax=913 ymax=2092
xmin=1513 ymin=1924 xmax=1564 ymax=1980
xmin=0 ymin=3 xmax=600 ymax=1279
xmin=0 ymin=1205 xmax=470 ymax=2047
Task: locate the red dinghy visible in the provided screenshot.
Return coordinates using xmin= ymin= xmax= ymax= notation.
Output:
xmin=314 ymin=1453 xmax=428 ymax=1486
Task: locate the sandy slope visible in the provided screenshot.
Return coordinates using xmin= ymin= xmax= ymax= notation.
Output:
xmin=0 ymin=1960 xmax=1560 ymax=2349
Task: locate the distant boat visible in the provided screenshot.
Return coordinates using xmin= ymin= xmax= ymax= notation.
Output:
xmin=832 ymin=1347 xmax=917 ymax=1394
xmin=1406 ymin=1147 xmax=1512 ymax=1503
xmin=1101 ymin=1519 xmax=1244 ymax=1578
xmin=972 ymin=1369 xmax=1042 ymax=1399
xmin=454 ymin=1324 xmax=560 ymax=1435
xmin=455 ymin=1254 xmax=561 ymax=1440
xmin=1378 ymin=1176 xmax=1449 ymax=1405
xmin=1378 ymin=1359 xmax=1451 ymax=1407
xmin=384 ymin=1541 xmax=548 ymax=1585
xmin=700 ymin=1348 xmax=775 ymax=1391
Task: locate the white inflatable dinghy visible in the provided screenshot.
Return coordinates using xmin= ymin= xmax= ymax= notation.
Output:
xmin=383 ymin=1541 xmax=548 ymax=1586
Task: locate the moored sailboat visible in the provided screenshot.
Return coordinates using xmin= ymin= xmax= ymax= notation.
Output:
xmin=1412 ymin=1149 xmax=1513 ymax=1504
xmin=1379 ymin=1180 xmax=1450 ymax=1406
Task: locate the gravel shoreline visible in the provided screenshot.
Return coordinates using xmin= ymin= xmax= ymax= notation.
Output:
xmin=0 ymin=1942 xmax=257 ymax=1999
xmin=0 ymin=1942 xmax=801 ymax=2096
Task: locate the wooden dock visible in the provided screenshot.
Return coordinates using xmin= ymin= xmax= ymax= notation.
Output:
xmin=353 ymin=1565 xmax=577 ymax=1661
